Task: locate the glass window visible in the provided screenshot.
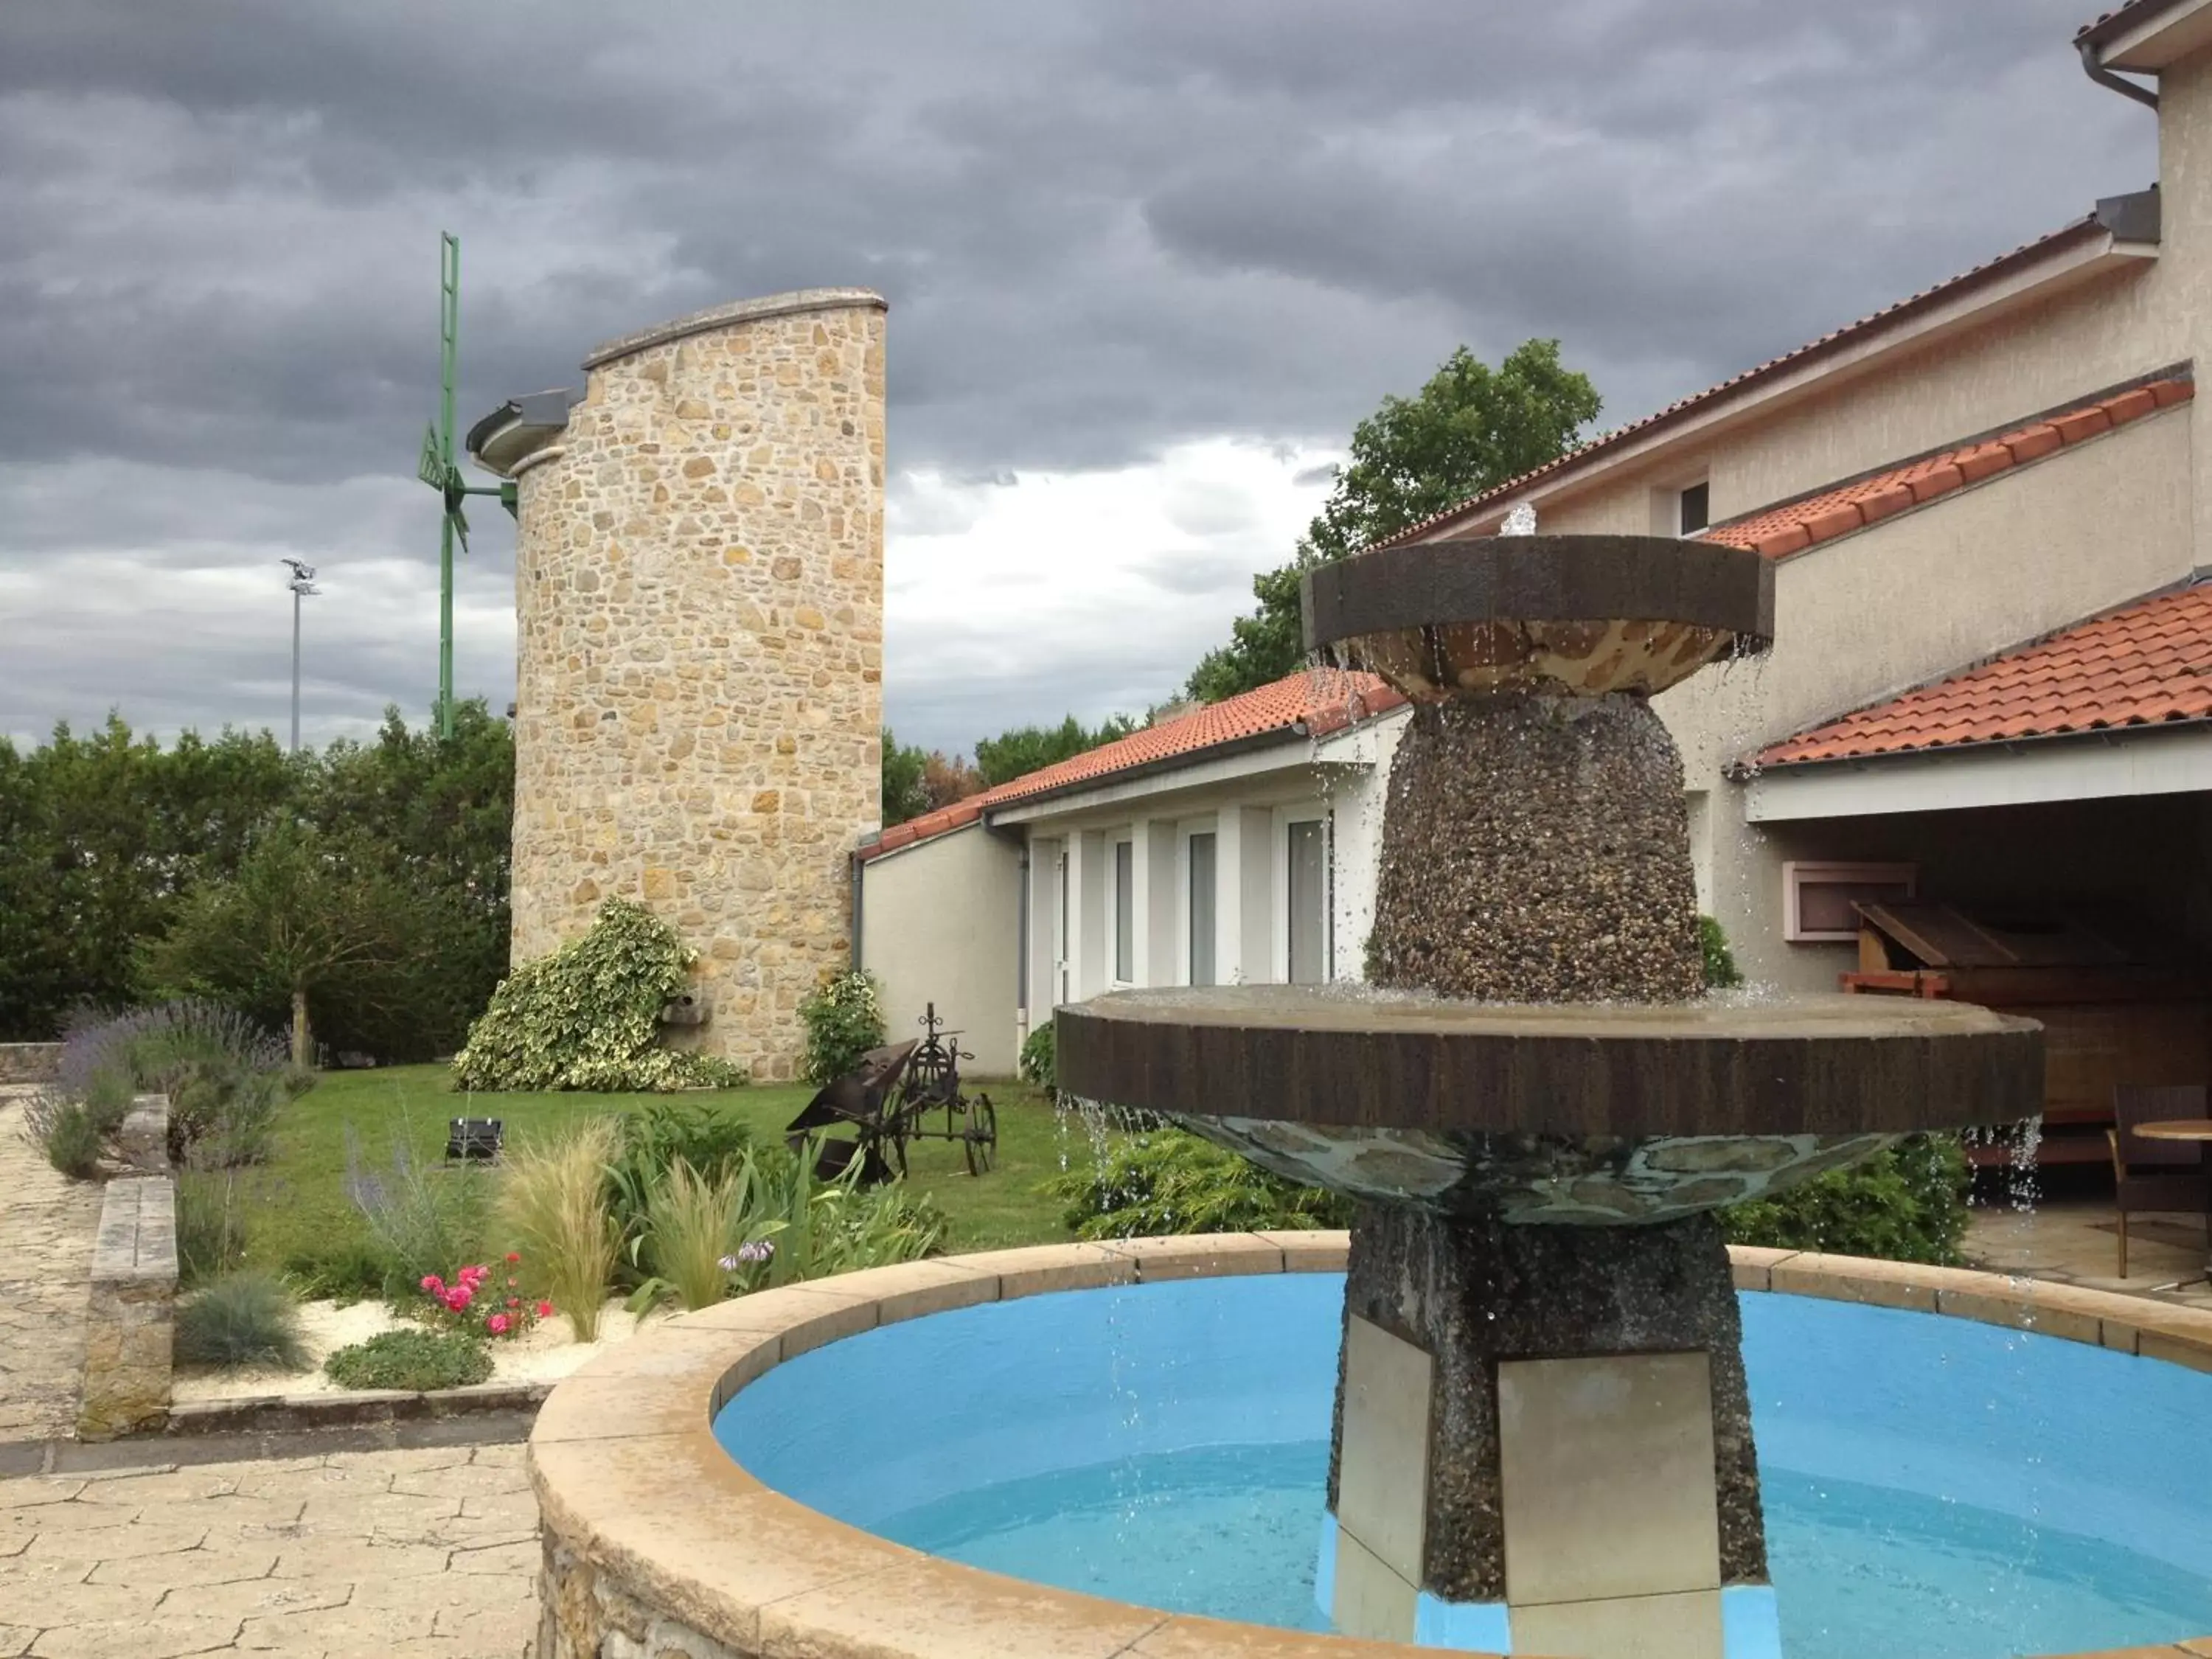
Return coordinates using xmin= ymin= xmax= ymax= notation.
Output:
xmin=1287 ymin=819 xmax=1328 ymax=985
xmin=1678 ymin=481 xmax=1711 ymax=535
xmin=1114 ymin=840 xmax=1135 ymax=983
xmin=1188 ymin=832 xmax=1217 ymax=987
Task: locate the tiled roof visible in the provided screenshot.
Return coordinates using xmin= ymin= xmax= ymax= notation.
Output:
xmin=1758 ymin=583 xmax=2212 ymax=768
xmin=2076 ymin=1 xmax=2186 ymax=45
xmin=856 ymin=669 xmax=1405 ymax=861
xmin=1371 ymin=214 xmax=2112 ymax=553
xmin=1704 ymin=378 xmax=2193 ymax=560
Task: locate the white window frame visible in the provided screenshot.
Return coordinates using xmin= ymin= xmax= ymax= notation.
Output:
xmin=1783 ymin=860 xmax=1916 ymax=944
xmin=1174 ymin=818 xmax=1220 ymax=989
xmin=1110 ymin=834 xmax=1136 ymax=986
xmin=1273 ymin=807 xmax=1333 ymax=984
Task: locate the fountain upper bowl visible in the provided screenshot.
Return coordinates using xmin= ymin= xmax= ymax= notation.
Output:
xmin=1056 ymin=987 xmax=2042 ymax=1222
xmin=1301 ymin=532 xmax=1773 ymax=700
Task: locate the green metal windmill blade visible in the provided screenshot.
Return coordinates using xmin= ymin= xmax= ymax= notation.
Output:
xmin=416 ymin=232 xmax=504 ymax=739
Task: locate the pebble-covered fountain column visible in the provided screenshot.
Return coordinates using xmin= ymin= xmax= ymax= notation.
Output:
xmin=1317 ymin=528 xmax=1770 ymax=1657
xmin=1330 ymin=696 xmax=1766 ymax=1657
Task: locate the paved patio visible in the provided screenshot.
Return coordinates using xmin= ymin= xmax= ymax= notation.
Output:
xmin=0 ymin=1444 xmax=538 ymax=1659
xmin=1964 ymin=1194 xmax=2212 ymax=1311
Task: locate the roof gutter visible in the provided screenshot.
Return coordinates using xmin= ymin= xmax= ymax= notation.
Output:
xmin=981 ymin=725 xmax=1321 ymax=823
xmin=2079 ymin=37 xmax=2161 ymax=108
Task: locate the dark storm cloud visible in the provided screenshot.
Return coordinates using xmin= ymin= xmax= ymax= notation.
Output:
xmin=0 ymin=0 xmax=2157 ymax=751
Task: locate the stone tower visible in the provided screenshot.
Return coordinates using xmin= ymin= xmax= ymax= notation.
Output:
xmin=470 ymin=289 xmax=887 ymax=1080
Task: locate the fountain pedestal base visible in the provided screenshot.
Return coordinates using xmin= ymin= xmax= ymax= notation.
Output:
xmin=1324 ymin=1206 xmax=1773 ymax=1655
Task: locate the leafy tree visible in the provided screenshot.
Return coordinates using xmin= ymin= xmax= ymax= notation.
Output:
xmin=302 ymin=701 xmax=512 ymax=1058
xmin=137 ymin=824 xmax=427 ymax=1067
xmin=880 ymin=728 xmax=930 ymax=828
xmin=1186 ymin=339 xmax=1601 ymax=703
xmin=973 ymin=714 xmax=1140 ymax=788
xmin=0 ymin=716 xmax=295 ymax=1039
xmin=920 ymin=751 xmax=984 ymax=812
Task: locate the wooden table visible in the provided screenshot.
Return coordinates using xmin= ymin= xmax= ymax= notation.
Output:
xmin=2131 ymin=1119 xmax=2212 ymax=1276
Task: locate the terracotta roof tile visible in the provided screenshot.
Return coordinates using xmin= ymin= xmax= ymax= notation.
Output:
xmin=1757 ymin=583 xmax=2212 ymax=768
xmin=1371 ymin=214 xmax=2115 ymax=551
xmin=1703 ymin=378 xmax=2191 ymax=561
xmin=854 ymin=669 xmax=1405 ymax=861
xmin=2077 ymin=1 xmax=2187 ymax=45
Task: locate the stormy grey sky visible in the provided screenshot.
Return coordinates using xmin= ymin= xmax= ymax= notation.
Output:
xmin=0 ymin=1 xmax=2154 ymax=757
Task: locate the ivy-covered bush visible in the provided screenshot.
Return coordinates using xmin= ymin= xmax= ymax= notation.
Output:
xmin=798 ymin=969 xmax=886 ymax=1087
xmin=1721 ymin=1134 xmax=1971 ymax=1265
xmin=451 ymin=900 xmax=745 ymax=1093
xmin=1049 ymin=1127 xmax=1353 ymax=1239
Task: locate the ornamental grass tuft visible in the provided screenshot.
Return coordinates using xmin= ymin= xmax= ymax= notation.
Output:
xmin=642 ymin=1158 xmax=747 ymax=1311
xmin=500 ymin=1116 xmax=621 ymax=1340
xmin=175 ymin=1270 xmax=309 ymax=1371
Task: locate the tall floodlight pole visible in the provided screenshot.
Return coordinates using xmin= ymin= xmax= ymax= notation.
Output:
xmin=281 ymin=559 xmax=319 ymax=754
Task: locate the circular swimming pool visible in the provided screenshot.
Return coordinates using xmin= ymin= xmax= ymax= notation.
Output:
xmin=716 ymin=1271 xmax=2212 ymax=1659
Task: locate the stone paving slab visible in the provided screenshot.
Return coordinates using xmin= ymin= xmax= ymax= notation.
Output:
xmin=0 ymin=1444 xmax=538 ymax=1658
xmin=0 ymin=1092 xmax=104 ymax=1444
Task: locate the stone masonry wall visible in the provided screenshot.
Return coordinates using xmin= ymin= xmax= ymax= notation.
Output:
xmin=510 ymin=291 xmax=887 ymax=1081
xmin=78 ymin=1172 xmax=176 ymax=1441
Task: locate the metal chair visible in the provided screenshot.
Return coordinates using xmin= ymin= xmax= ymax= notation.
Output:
xmin=2108 ymin=1085 xmax=2210 ymax=1278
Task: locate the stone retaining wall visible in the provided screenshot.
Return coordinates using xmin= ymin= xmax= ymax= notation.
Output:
xmin=530 ymin=1236 xmax=2212 ymax=1659
xmin=77 ymin=1175 xmax=177 ymax=1441
xmin=0 ymin=1043 xmax=61 ymax=1084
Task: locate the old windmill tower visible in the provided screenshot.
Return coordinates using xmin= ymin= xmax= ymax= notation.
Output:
xmin=466 ymin=291 xmax=888 ymax=1081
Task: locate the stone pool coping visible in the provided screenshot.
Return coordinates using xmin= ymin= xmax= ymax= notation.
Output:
xmin=529 ymin=1235 xmax=2212 ymax=1659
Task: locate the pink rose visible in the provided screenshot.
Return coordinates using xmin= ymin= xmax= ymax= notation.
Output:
xmin=505 ymin=1252 xmax=521 ymax=1265
xmin=444 ymin=1287 xmax=473 ymax=1312
xmin=420 ymin=1276 xmax=443 ymax=1294
xmin=535 ymin=1300 xmax=554 ymax=1319
xmin=485 ymin=1313 xmax=511 ymax=1336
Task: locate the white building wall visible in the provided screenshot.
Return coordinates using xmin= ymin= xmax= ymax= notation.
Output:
xmin=855 ymin=824 xmax=1023 ymax=1076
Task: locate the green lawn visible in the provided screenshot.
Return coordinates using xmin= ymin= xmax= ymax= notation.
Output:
xmin=230 ymin=1064 xmax=1085 ymax=1283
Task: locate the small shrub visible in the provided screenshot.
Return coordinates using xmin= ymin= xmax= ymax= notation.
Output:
xmin=605 ymin=1101 xmax=757 ymax=1279
xmin=167 ymin=1058 xmax=285 ymax=1169
xmin=176 ymin=1170 xmax=249 ymax=1287
xmin=1721 ymin=1134 xmax=1970 ymax=1265
xmin=1699 ymin=915 xmax=1744 ymax=990
xmin=500 ymin=1118 xmax=622 ymax=1341
xmin=324 ymin=1328 xmax=492 ymax=1391
xmin=175 ymin=1271 xmax=309 ymax=1371
xmin=1018 ymin=1023 xmax=1057 ymax=1095
xmin=344 ymin=1127 xmax=490 ymax=1296
xmin=744 ymin=1136 xmax=947 ymax=1284
xmin=284 ymin=1235 xmax=400 ymax=1303
xmin=798 ymin=969 xmax=886 ymax=1087
xmin=451 ymin=899 xmax=746 ymax=1093
xmin=1049 ymin=1128 xmax=1353 ymax=1240
xmin=23 ymin=1094 xmax=102 ymax=1178
xmin=417 ymin=1258 xmax=552 ymax=1340
xmin=44 ymin=1001 xmax=298 ymax=1168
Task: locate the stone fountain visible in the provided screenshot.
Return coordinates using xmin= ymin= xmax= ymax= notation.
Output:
xmin=1056 ymin=530 xmax=2042 ymax=1658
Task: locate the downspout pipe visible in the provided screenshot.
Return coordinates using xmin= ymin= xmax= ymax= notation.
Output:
xmin=2079 ymin=38 xmax=2160 ymax=109
xmin=849 ymin=852 xmax=865 ymax=970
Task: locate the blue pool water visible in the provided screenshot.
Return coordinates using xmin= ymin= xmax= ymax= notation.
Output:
xmin=716 ymin=1275 xmax=2212 ymax=1657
